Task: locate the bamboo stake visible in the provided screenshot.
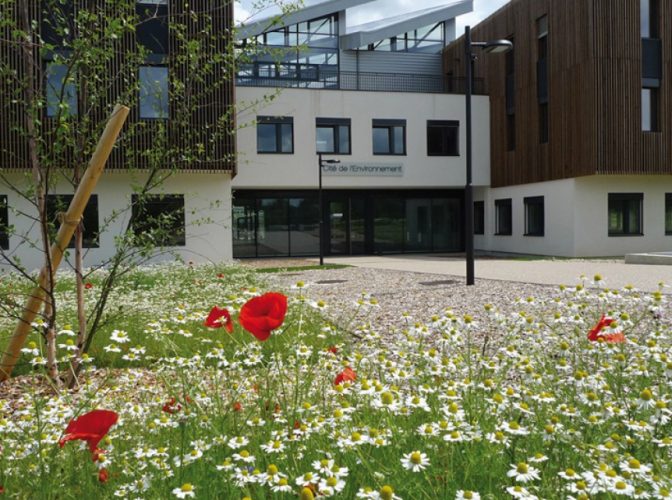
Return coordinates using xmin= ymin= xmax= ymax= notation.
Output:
xmin=0 ymin=104 xmax=130 ymax=382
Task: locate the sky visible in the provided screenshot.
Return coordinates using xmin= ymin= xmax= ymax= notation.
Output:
xmin=235 ymin=0 xmax=510 ymax=35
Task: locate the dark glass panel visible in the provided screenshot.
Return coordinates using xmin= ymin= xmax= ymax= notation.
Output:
xmin=289 ymin=197 xmax=319 ymax=256
xmin=374 ymin=198 xmax=404 ymax=253
xmin=46 ymin=194 xmax=99 ymax=248
xmin=232 ymin=198 xmax=257 ymax=258
xmin=405 ymin=199 xmax=432 ymax=252
xmin=257 ymin=198 xmax=289 ymax=256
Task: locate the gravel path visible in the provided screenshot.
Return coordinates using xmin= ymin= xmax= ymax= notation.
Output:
xmin=264 ymin=267 xmax=558 ymax=332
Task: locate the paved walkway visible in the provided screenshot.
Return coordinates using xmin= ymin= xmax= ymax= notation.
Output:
xmin=314 ymin=254 xmax=672 ymax=293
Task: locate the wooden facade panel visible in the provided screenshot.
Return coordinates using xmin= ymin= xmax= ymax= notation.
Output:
xmin=0 ymin=0 xmax=235 ymax=173
xmin=444 ymin=0 xmax=672 ymax=187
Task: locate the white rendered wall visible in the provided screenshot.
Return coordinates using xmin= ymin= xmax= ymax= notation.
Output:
xmin=1 ymin=171 xmax=232 ymax=273
xmin=234 ymin=87 xmax=491 ymax=190
xmin=573 ymin=176 xmax=672 ymax=257
xmin=474 ymin=179 xmax=577 ymax=257
xmin=476 ymin=175 xmax=672 ymax=257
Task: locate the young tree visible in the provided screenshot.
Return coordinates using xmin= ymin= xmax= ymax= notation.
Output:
xmin=0 ymin=0 xmax=238 ymax=384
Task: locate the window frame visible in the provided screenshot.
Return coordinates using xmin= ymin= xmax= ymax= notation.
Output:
xmin=427 ymin=120 xmax=460 ymax=157
xmin=46 ymin=194 xmax=100 ymax=248
xmin=139 ymin=64 xmax=169 ymax=120
xmin=0 ymin=195 xmax=8 ymax=250
xmin=257 ymin=116 xmax=294 ymax=154
xmin=131 ymin=194 xmax=186 ymax=247
xmin=524 ymin=196 xmax=545 ymax=237
xmin=495 ymin=198 xmax=512 ymax=236
xmin=372 ymin=119 xmax=406 ymax=156
xmin=316 ymin=117 xmax=351 ymax=155
xmin=473 ymin=200 xmax=485 ymax=235
xmin=608 ymin=193 xmax=644 ymax=237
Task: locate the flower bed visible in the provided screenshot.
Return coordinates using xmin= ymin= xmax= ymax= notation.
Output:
xmin=0 ymin=267 xmax=670 ymax=499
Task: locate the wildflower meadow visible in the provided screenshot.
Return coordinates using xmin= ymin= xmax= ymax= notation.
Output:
xmin=0 ymin=265 xmax=671 ymax=499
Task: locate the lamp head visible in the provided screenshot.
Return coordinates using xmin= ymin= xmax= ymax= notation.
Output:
xmin=482 ymin=40 xmax=513 ymax=53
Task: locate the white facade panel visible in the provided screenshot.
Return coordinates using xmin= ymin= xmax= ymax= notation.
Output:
xmin=476 ymin=175 xmax=672 ymax=257
xmin=234 ymin=87 xmax=490 ymax=190
xmin=1 ymin=171 xmax=232 ymax=272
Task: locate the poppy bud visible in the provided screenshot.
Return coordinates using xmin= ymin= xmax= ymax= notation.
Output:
xmin=98 ymin=468 xmax=109 ymax=483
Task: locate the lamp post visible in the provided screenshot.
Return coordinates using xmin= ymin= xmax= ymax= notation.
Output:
xmin=464 ymin=26 xmax=513 ymax=286
xmin=318 ymin=153 xmax=341 ymax=265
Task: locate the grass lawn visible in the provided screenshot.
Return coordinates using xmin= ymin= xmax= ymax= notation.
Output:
xmin=0 ymin=266 xmax=671 ymax=499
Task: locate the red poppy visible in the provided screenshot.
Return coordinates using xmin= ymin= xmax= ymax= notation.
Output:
xmin=162 ymin=397 xmax=182 ymax=414
xmin=85 ymin=283 xmax=93 ymax=290
xmin=98 ymin=468 xmax=109 ymax=483
xmin=59 ymin=409 xmax=118 ymax=455
xmin=588 ymin=315 xmax=626 ymax=343
xmin=233 ymin=401 xmax=242 ymax=412
xmin=334 ymin=366 xmax=357 ymax=386
xmin=217 ymin=273 xmax=225 ymax=279
xmin=238 ymin=293 xmax=288 ymax=341
xmin=327 ymin=346 xmax=338 ymax=354
xmin=204 ymin=306 xmax=233 ymax=332
xmin=0 ymin=485 xmax=5 ymax=494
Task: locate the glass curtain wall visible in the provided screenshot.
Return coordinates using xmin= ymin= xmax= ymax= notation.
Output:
xmin=237 ymin=14 xmax=339 ymax=88
xmin=233 ymin=191 xmax=463 ymax=258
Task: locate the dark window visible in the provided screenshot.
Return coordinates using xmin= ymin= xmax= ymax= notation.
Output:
xmin=539 ymin=103 xmax=549 ymax=143
xmin=136 ymin=1 xmax=169 ymax=54
xmin=0 ymin=195 xmax=8 ymax=250
xmin=524 ymin=196 xmax=544 ymax=236
xmin=372 ymin=119 xmax=406 ymax=155
xmin=46 ymin=195 xmax=99 ymax=248
xmin=139 ymin=65 xmax=169 ymax=119
xmin=665 ymin=193 xmax=672 ymax=235
xmin=257 ymin=116 xmax=294 ymax=154
xmin=316 ymin=118 xmax=351 ymax=154
xmin=46 ymin=62 xmax=78 ymax=117
xmin=40 ymin=1 xmax=75 ymax=47
xmin=495 ymin=198 xmax=512 ymax=235
xmin=608 ymin=193 xmax=643 ymax=236
xmin=427 ymin=120 xmax=459 ymax=156
xmin=474 ymin=201 xmax=484 ymax=235
xmin=641 ymin=0 xmax=659 ymax=38
xmin=507 ymin=114 xmax=516 ymax=151
xmin=131 ymin=194 xmax=186 ymax=246
xmin=642 ymin=87 xmax=659 ymax=132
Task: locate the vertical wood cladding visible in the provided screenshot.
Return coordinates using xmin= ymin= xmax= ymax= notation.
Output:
xmin=443 ymin=0 xmax=672 ymax=187
xmin=0 ymin=0 xmax=236 ymax=173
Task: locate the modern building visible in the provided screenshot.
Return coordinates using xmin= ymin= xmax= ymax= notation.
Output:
xmin=0 ymin=1 xmax=235 ymax=272
xmin=444 ymin=0 xmax=672 ymax=257
xmin=233 ymin=0 xmax=491 ymax=258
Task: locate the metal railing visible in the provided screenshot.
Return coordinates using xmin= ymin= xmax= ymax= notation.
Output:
xmin=236 ymin=70 xmax=485 ymax=95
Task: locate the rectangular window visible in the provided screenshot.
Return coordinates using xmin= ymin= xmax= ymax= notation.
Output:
xmin=46 ymin=62 xmax=78 ymax=117
xmin=495 ymin=198 xmax=512 ymax=235
xmin=136 ymin=1 xmax=169 ymax=54
xmin=131 ymin=194 xmax=186 ymax=246
xmin=372 ymin=119 xmax=406 ymax=155
xmin=537 ymin=16 xmax=549 ymax=143
xmin=46 ymin=194 xmax=99 ymax=248
xmin=665 ymin=193 xmax=672 ymax=235
xmin=524 ymin=196 xmax=544 ymax=236
xmin=641 ymin=0 xmax=659 ymax=38
xmin=139 ymin=65 xmax=169 ymax=119
xmin=642 ymin=87 xmax=659 ymax=132
xmin=316 ymin=118 xmax=351 ymax=154
xmin=608 ymin=193 xmax=643 ymax=236
xmin=427 ymin=120 xmax=459 ymax=156
xmin=507 ymin=114 xmax=516 ymax=151
xmin=474 ymin=201 xmax=484 ymax=235
xmin=257 ymin=116 xmax=294 ymax=154
xmin=0 ymin=195 xmax=8 ymax=250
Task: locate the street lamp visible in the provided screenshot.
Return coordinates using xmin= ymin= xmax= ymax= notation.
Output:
xmin=464 ymin=26 xmax=512 ymax=286
xmin=318 ymin=152 xmax=341 ymax=266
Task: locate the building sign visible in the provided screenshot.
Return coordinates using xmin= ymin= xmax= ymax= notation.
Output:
xmin=322 ymin=162 xmax=404 ymax=177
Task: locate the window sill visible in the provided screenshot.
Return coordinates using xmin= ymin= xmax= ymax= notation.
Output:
xmin=608 ymin=233 xmax=644 ymax=237
xmin=258 ymin=151 xmax=294 ymax=155
xmin=317 ymin=152 xmax=352 ymax=156
xmin=524 ymin=233 xmax=544 ymax=237
xmin=494 ymin=233 xmax=512 ymax=236
xmin=428 ymin=153 xmax=460 ymax=157
xmin=373 ymin=153 xmax=407 ymax=156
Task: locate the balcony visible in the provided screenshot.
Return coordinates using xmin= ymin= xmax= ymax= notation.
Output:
xmin=236 ymin=69 xmax=485 ymax=95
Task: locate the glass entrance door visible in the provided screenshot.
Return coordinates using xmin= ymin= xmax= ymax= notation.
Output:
xmin=327 ymin=195 xmax=369 ymax=255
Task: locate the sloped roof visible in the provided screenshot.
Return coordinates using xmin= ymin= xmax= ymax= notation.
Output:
xmin=340 ymin=0 xmax=472 ymax=49
xmin=237 ymin=0 xmax=377 ymax=40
